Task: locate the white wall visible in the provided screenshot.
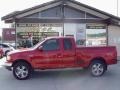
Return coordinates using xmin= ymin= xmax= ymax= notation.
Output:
xmin=108 ymin=25 xmax=120 ymax=57
xmin=64 ymin=23 xmax=86 ymax=41
xmin=64 ymin=23 xmax=77 ymax=40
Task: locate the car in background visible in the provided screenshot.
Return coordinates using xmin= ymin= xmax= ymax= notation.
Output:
xmin=0 ymin=43 xmax=15 ymax=56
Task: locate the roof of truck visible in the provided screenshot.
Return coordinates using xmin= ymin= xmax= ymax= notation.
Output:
xmin=46 ymin=36 xmax=74 ymax=39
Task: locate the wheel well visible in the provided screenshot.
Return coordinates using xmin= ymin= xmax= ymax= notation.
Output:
xmin=5 ymin=50 xmax=10 ymax=53
xmin=5 ymin=50 xmax=10 ymax=55
xmin=12 ymin=60 xmax=32 ymax=69
xmin=6 ymin=50 xmax=10 ymax=52
xmin=90 ymin=57 xmax=107 ymax=67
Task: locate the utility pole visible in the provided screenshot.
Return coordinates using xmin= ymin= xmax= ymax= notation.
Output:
xmin=14 ymin=19 xmax=17 ymax=49
xmin=117 ymin=0 xmax=119 ymax=16
xmin=62 ymin=4 xmax=64 ymax=36
xmin=61 ymin=0 xmax=67 ymax=36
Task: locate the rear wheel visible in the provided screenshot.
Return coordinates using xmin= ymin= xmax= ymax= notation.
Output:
xmin=13 ymin=62 xmax=32 ymax=80
xmin=90 ymin=60 xmax=107 ymax=77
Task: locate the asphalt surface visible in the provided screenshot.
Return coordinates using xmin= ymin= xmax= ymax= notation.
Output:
xmin=0 ymin=57 xmax=120 ymax=90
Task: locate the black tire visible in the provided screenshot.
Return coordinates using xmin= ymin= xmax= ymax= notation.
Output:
xmin=90 ymin=60 xmax=107 ymax=77
xmin=13 ymin=62 xmax=32 ymax=80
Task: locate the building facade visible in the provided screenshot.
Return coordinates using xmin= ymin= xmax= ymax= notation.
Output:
xmin=2 ymin=28 xmax=15 ymax=43
xmin=1 ymin=0 xmax=120 ymax=57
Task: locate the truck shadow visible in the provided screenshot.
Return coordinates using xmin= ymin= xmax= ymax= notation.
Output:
xmin=32 ymin=69 xmax=89 ymax=79
xmin=30 ymin=62 xmax=120 ymax=80
xmin=31 ymin=67 xmax=117 ymax=81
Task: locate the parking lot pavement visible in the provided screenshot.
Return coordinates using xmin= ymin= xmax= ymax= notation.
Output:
xmin=0 ymin=57 xmax=120 ymax=90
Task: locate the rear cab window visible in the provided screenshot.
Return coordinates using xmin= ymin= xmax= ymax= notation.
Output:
xmin=63 ymin=38 xmax=73 ymax=50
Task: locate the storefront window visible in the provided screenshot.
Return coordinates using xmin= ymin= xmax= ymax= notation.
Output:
xmin=16 ymin=23 xmax=63 ymax=48
xmin=86 ymin=25 xmax=107 ymax=46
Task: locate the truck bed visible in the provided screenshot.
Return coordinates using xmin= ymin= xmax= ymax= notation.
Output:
xmin=76 ymin=46 xmax=117 ymax=66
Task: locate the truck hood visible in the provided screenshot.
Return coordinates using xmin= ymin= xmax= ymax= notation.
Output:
xmin=8 ymin=48 xmax=33 ymax=55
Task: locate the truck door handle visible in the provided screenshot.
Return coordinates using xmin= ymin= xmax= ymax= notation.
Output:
xmin=57 ymin=54 xmax=62 ymax=58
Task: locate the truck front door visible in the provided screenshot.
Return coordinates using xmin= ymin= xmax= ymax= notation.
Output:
xmin=33 ymin=39 xmax=63 ymax=69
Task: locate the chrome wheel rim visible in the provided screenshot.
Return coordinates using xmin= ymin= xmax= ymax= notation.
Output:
xmin=91 ymin=63 xmax=104 ymax=76
xmin=15 ymin=65 xmax=28 ymax=79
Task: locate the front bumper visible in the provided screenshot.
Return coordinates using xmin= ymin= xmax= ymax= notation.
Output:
xmin=3 ymin=62 xmax=12 ymax=71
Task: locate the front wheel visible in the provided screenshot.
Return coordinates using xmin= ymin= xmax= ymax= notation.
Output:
xmin=13 ymin=62 xmax=32 ymax=80
xmin=90 ymin=60 xmax=107 ymax=77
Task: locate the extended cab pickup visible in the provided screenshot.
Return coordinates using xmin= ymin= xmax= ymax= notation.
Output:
xmin=5 ymin=37 xmax=117 ymax=80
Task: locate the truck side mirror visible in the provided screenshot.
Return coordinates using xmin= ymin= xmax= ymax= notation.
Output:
xmin=38 ymin=46 xmax=43 ymax=51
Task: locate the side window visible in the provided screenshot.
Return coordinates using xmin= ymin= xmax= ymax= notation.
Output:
xmin=63 ymin=39 xmax=72 ymax=50
xmin=42 ymin=39 xmax=59 ymax=51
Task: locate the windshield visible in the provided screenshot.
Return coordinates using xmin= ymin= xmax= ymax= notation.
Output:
xmin=30 ymin=38 xmax=46 ymax=49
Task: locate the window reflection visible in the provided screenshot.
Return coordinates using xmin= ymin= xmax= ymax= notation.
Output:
xmin=86 ymin=29 xmax=107 ymax=46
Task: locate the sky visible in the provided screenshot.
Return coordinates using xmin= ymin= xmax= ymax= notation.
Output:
xmin=0 ymin=0 xmax=120 ymax=36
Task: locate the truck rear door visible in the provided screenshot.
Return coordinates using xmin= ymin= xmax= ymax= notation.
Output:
xmin=62 ymin=38 xmax=76 ymax=67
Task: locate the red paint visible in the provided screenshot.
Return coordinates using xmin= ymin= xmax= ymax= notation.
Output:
xmin=6 ymin=37 xmax=117 ymax=69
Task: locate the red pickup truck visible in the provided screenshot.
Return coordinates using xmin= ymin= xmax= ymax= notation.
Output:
xmin=4 ymin=37 xmax=117 ymax=80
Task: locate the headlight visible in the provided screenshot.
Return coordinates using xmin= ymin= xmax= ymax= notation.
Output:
xmin=6 ymin=55 xmax=11 ymax=61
